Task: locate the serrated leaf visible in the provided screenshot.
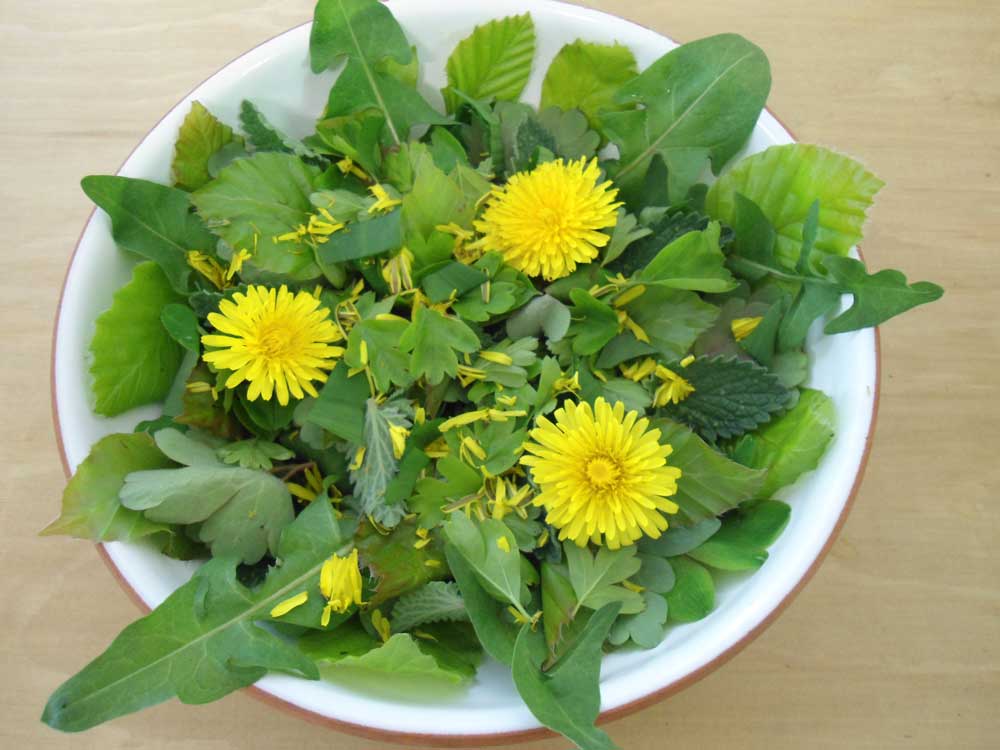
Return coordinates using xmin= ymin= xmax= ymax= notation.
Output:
xmin=89 ymin=262 xmax=185 ymax=417
xmin=355 ymin=519 xmax=447 ymax=606
xmin=217 ymin=439 xmax=293 ymax=470
xmin=391 ymin=581 xmax=469 ymax=632
xmin=443 ymin=14 xmax=535 ymax=113
xmin=563 ymin=543 xmax=644 ymax=614
xmin=608 ymin=206 xmax=715 ymax=276
xmin=638 ymin=221 xmax=738 ymax=293
xmin=540 ymin=40 xmax=638 ymax=130
xmin=706 ymin=144 xmax=885 ymax=267
xmin=191 ymin=152 xmax=322 ymax=279
xmin=350 ymin=396 xmax=412 ymax=527
xmin=665 ymin=556 xmax=714 ymax=622
xmin=400 ymin=143 xmax=490 ymax=239
xmin=238 ymin=100 xmax=314 ymax=158
xmin=608 ymin=591 xmax=668 ymax=649
xmin=398 ymin=306 xmax=480 ymax=385
xmin=172 ymin=101 xmax=238 ymax=192
xmin=661 ymin=356 xmax=792 ymax=441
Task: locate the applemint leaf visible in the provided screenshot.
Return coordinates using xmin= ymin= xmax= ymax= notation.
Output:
xmin=355 ymin=519 xmax=447 ymax=606
xmin=602 ymin=34 xmax=770 ymax=198
xmin=191 ymin=152 xmax=322 ymax=279
xmin=81 ymin=175 xmax=216 ymax=292
xmin=687 ymin=500 xmax=791 ymax=572
xmin=443 ymin=14 xmax=536 ymax=114
xmin=665 ymin=556 xmax=715 ymax=622
xmin=89 ymin=262 xmax=186 ymax=417
xmin=707 ymin=144 xmax=885 ymax=268
xmin=172 ymin=101 xmax=239 ymax=192
xmin=216 ymin=439 xmax=293 ymax=470
xmin=540 ymin=40 xmax=638 ymax=131
xmin=390 ymin=581 xmax=469 ymax=632
xmin=398 ymin=306 xmax=480 ymax=385
xmin=350 ymin=396 xmax=413 ymax=527
xmin=563 ymin=542 xmax=644 ymax=615
xmin=41 ymin=499 xmax=347 ymax=732
xmin=608 ymin=591 xmax=668 ymax=649
xmin=637 ymin=221 xmax=738 ymax=293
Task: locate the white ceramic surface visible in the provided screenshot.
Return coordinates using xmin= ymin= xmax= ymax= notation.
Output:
xmin=53 ymin=0 xmax=877 ymax=738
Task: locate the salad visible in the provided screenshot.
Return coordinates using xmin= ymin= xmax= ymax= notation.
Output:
xmin=42 ymin=0 xmax=943 ymax=747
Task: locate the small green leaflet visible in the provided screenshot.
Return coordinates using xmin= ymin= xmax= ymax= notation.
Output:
xmin=687 ymin=500 xmax=791 ymax=571
xmin=540 ymin=40 xmax=638 ymax=131
xmin=637 ymin=222 xmax=738 ymax=293
xmin=217 ymin=439 xmax=293 ymax=470
xmin=81 ymin=175 xmax=217 ymax=292
xmin=172 ymin=101 xmax=239 ymax=192
xmin=567 ymin=289 xmax=619 ymax=355
xmin=89 ymin=262 xmax=185 ymax=417
xmin=344 ymin=318 xmax=413 ymax=394
xmin=390 ymin=581 xmax=469 ymax=632
xmin=540 ymin=562 xmax=583 ymax=663
xmin=398 ymin=306 xmax=480 ymax=385
xmin=411 ymin=456 xmax=483 ymax=528
xmin=537 ymin=107 xmax=601 ymax=161
xmin=160 ymin=303 xmax=200 ymax=354
xmin=443 ymin=513 xmax=525 ymax=610
xmin=310 ymin=109 xmax=385 ymax=176
xmin=563 ymin=542 xmax=644 ymax=615
xmin=41 ymin=500 xmax=346 ymax=732
xmin=608 ymin=206 xmax=713 ymax=276
xmin=608 ymin=591 xmax=668 ymax=649
xmin=350 ymin=396 xmax=413 ymax=527
xmin=443 ymin=14 xmax=536 ymax=114
xmin=823 ymin=256 xmax=944 ymax=333
xmin=119 ymin=429 xmax=294 ymax=564
xmin=326 ymin=633 xmax=467 ymax=684
xmin=661 ymin=355 xmax=792 ymax=441
xmin=664 ymin=556 xmax=715 ymax=623
xmin=601 ymin=209 xmax=651 ymax=267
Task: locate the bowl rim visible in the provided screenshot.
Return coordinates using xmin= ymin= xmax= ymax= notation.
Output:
xmin=49 ymin=6 xmax=881 ymax=746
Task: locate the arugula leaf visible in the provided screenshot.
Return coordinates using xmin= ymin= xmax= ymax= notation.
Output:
xmin=568 ymin=289 xmax=619 ymax=355
xmin=822 ymin=256 xmax=944 ymax=333
xmin=664 ymin=556 xmax=714 ymax=623
xmin=540 ymin=40 xmax=638 ymax=130
xmin=661 ymin=356 xmax=792 ymax=441
xmin=81 ymin=175 xmax=216 ymax=292
xmin=511 ymin=603 xmax=622 ymax=750
xmin=603 ymin=34 xmax=770 ymax=197
xmin=443 ymin=513 xmax=524 ymax=609
xmin=390 ymin=581 xmax=469 ymax=631
xmin=687 ymin=500 xmax=790 ymax=571
xmin=191 ymin=152 xmax=322 ymax=279
xmin=445 ymin=545 xmax=519 ymax=665
xmin=563 ymin=543 xmax=643 ymax=615
xmin=540 ymin=562 xmax=583 ymax=663
xmin=638 ymin=222 xmax=738 ymax=293
xmin=608 ymin=591 xmax=668 ymax=649
xmin=778 ymin=281 xmax=841 ymax=352
xmin=398 ymin=306 xmax=480 ymax=385
xmin=622 ymin=286 xmax=719 ymax=361
xmin=738 ymin=294 xmax=789 ymax=366
xmin=443 ymin=14 xmax=535 ymax=113
xmin=355 ymin=519 xmax=447 ymax=605
xmin=238 ymin=100 xmax=314 ymax=158
xmin=89 ymin=262 xmax=185 ymax=417
xmin=730 ymin=388 xmax=836 ymax=498
xmin=350 ymin=396 xmax=412 ymax=527
xmin=707 ymin=144 xmax=885 ymax=267
xmin=41 ymin=500 xmax=346 ymax=732
xmin=217 ymin=439 xmax=293 ymax=470
xmin=172 ymin=101 xmax=239 ymax=192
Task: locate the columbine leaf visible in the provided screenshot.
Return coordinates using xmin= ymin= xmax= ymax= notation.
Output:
xmin=443 ymin=513 xmax=523 ymax=608
xmin=563 ymin=543 xmax=644 ymax=614
xmin=608 ymin=591 xmax=668 ymax=649
xmin=401 ymin=144 xmax=490 ymax=239
xmin=81 ymin=175 xmax=216 ymax=292
xmin=638 ymin=221 xmax=738 ymax=293
xmin=344 ymin=318 xmax=413 ymax=394
xmin=41 ymin=500 xmax=347 ymax=732
xmin=217 ymin=439 xmax=293 ymax=470
xmin=355 ymin=519 xmax=447 ymax=605
xmin=398 ymin=306 xmax=480 ymax=385
xmin=172 ymin=101 xmax=239 ymax=192
xmin=687 ymin=500 xmax=791 ymax=571
xmin=661 ymin=356 xmax=792 ymax=441
xmin=665 ymin=556 xmax=714 ymax=623
xmin=391 ymin=581 xmax=469 ymax=631
xmin=822 ymin=256 xmax=944 ymax=333
xmin=411 ymin=457 xmax=484 ymax=528
xmin=639 ymin=518 xmax=721 ymax=558
xmin=191 ymin=152 xmax=322 ymax=279
xmin=729 ymin=387 xmax=836 ymax=498
xmin=89 ymin=262 xmax=185 ymax=417
xmin=621 ymin=286 xmax=719 ymax=361
xmin=238 ymin=100 xmax=314 ymax=158
xmin=443 ymin=14 xmax=535 ymax=113
xmin=540 ymin=40 xmax=638 ymax=130
xmin=602 ymin=34 xmax=770 ymax=198
xmin=351 ymin=396 xmax=413 ymax=527
xmin=706 ymin=144 xmax=885 ymax=267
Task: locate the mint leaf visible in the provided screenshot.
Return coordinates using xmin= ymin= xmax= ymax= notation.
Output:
xmin=172 ymin=101 xmax=238 ymax=192
xmin=608 ymin=591 xmax=668 ymax=649
xmin=398 ymin=306 xmax=480 ymax=385
xmin=540 ymin=40 xmax=638 ymax=130
xmin=41 ymin=500 xmax=346 ymax=732
xmin=822 ymin=256 xmax=944 ymax=334
xmin=662 ymin=356 xmax=792 ymax=441
xmin=351 ymin=396 xmax=412 ymax=527
xmin=563 ymin=543 xmax=644 ymax=614
xmin=390 ymin=581 xmax=469 ymax=632
xmin=81 ymin=175 xmax=216 ymax=292
xmin=707 ymin=145 xmax=885 ymax=267
xmin=217 ymin=439 xmax=293 ymax=470
xmin=192 ymin=152 xmax=322 ymax=279
xmin=443 ymin=513 xmax=523 ymax=608
xmin=443 ymin=14 xmax=535 ymax=113
xmin=638 ymin=221 xmax=738 ymax=293
xmin=89 ymin=262 xmax=185 ymax=417
xmin=665 ymin=556 xmax=714 ymax=622
xmin=603 ymin=34 xmax=770 ymax=197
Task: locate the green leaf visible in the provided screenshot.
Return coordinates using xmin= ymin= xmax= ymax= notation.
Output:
xmin=41 ymin=500 xmax=347 ymax=732
xmin=191 ymin=152 xmax=322 ymax=279
xmin=443 ymin=513 xmax=524 ymax=608
xmin=326 ymin=633 xmax=465 ymax=683
xmin=687 ymin=500 xmax=790 ymax=571
xmin=172 ymin=101 xmax=238 ymax=191
xmin=639 ymin=518 xmax=721 ymax=558
xmin=511 ymin=603 xmax=622 ymax=750
xmin=390 ymin=581 xmax=469 ymax=632
xmin=505 ymin=294 xmax=570 ymax=342
xmin=601 ymin=209 xmax=651 ymax=267
xmin=540 ymin=562 xmax=582 ymax=662
xmin=770 ymin=351 xmax=810 ymax=389
xmin=422 ymin=262 xmax=488 ymax=303
xmin=706 ymin=145 xmax=885 ymax=267
xmin=822 ymin=256 xmax=944 ymax=334
xmin=445 ymin=545 xmax=519 ymax=665
xmin=443 ymin=14 xmax=535 ymax=113
xmin=568 ymin=289 xmax=619 ymax=355
xmin=310 ymin=109 xmax=385 ymax=176
xmin=160 ymin=303 xmax=200 ymax=354
xmin=398 ymin=306 xmax=480 ymax=385
xmin=343 ymin=318 xmax=412 ymax=394
xmin=603 ymin=34 xmax=771 ymax=197
xmin=608 ymin=207 xmax=714 ymax=276
xmin=238 ymin=100 xmax=315 ymax=158
xmin=578 ymin=370 xmax=652 ymax=414
xmin=738 ymin=295 xmax=789 ymax=367
xmin=304 ymin=364 xmax=370 ymax=444
xmin=81 ymin=175 xmax=216 ymax=292
xmin=410 ymin=621 xmax=483 ymax=680
xmin=730 ymin=388 xmax=836 ymax=498
xmin=563 ymin=543 xmax=643 ymax=614
xmin=537 ymin=107 xmax=601 ymax=161
xmin=541 ymin=41 xmax=638 ymax=130
xmin=662 ymin=356 xmax=792 ymax=441
xmin=622 ymin=286 xmax=719 ymax=361
xmin=119 ymin=429 xmax=294 ymax=564
xmin=217 ymin=439 xmax=293 ymax=470
xmin=400 ymin=143 xmax=490 ymax=239
xmin=608 ymin=591 xmax=668 ymax=649
xmin=778 ymin=281 xmax=841 ymax=352
xmin=665 ymin=556 xmax=714 ymax=623
xmin=638 ymin=222 xmax=738 ymax=293
xmin=318 ymin=209 xmax=402 ymax=264
xmin=350 ymin=396 xmax=412 ymax=527
xmin=89 ymin=262 xmax=185 ymax=417
xmin=411 ymin=456 xmax=483 ymax=527
xmin=355 ymin=519 xmax=447 ymax=606
xmin=297 ymin=618 xmax=381 ymax=662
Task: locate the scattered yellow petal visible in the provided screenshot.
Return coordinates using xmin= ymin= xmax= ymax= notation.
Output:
xmin=389 ymin=424 xmax=410 ymax=460
xmin=680 ymin=354 xmax=696 ymax=368
xmin=479 ymin=350 xmax=513 ymax=366
xmin=186 ymin=251 xmax=227 ymax=290
xmin=226 ymin=248 xmax=253 ymax=280
xmin=368 ymin=183 xmax=402 ymax=214
xmin=619 ymin=358 xmax=657 ymax=382
xmin=270 ymin=591 xmax=308 ymax=618
xmin=439 ymin=410 xmax=489 ymax=432
xmin=622 ymin=580 xmax=645 ymax=594
xmin=731 ymin=316 xmax=763 ymax=341
xmin=653 ymin=365 xmax=695 ymax=407
xmin=349 ymin=446 xmax=366 ymax=470
xmin=496 ymin=536 xmax=511 ymax=553
xmin=371 ymin=609 xmax=391 ymax=643
xmin=613 ymin=284 xmax=646 ymax=308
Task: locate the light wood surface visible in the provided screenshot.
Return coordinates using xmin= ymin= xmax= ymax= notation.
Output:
xmin=2 ymin=0 xmax=997 ymax=747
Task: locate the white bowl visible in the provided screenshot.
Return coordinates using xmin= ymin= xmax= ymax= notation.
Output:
xmin=52 ymin=0 xmax=879 ymax=743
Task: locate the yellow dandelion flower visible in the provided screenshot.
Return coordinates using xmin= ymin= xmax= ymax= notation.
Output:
xmin=653 ymin=365 xmax=695 ymax=407
xmin=319 ymin=549 xmax=364 ymax=627
xmin=201 ymin=285 xmax=344 ymax=406
xmin=520 ymin=397 xmax=681 ymax=549
xmin=368 ymin=183 xmax=401 ymax=214
xmin=474 ymin=157 xmax=622 ymax=281
xmin=731 ymin=316 xmax=763 ymax=341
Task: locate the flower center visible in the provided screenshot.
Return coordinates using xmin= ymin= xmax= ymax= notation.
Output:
xmin=255 ymin=323 xmax=292 ymax=359
xmin=585 ymin=456 xmax=621 ymax=489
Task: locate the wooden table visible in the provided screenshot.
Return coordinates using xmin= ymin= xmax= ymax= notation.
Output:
xmin=2 ymin=1 xmax=996 ymax=747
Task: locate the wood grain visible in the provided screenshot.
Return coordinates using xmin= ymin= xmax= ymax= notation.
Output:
xmin=1 ymin=1 xmax=997 ymax=748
